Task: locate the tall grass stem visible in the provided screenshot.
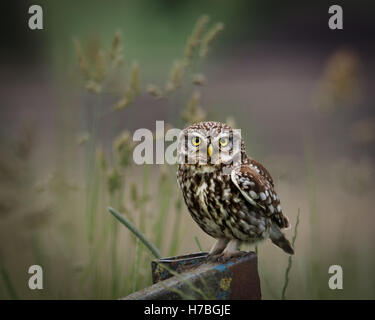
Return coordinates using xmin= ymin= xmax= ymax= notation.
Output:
xmin=281 ymin=209 xmax=301 ymax=300
xmin=108 ymin=207 xmax=161 ymax=259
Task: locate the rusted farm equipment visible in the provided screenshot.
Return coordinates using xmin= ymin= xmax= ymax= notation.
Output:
xmin=122 ymin=251 xmax=261 ymax=300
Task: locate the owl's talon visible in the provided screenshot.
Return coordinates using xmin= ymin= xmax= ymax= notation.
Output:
xmin=214 ymin=239 xmax=242 ymax=262
xmin=206 ymin=253 xmax=221 ymax=262
xmin=208 ymin=239 xmax=228 ymax=257
xmin=217 ymin=251 xmax=243 ymax=263
xmin=217 ymin=253 xmax=230 ymax=263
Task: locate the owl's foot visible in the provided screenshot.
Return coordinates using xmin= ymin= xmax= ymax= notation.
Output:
xmin=210 ymin=239 xmax=242 ymax=262
xmin=217 ymin=251 xmax=244 ymax=262
xmin=207 ymin=239 xmax=229 ymax=261
xmin=207 ymin=253 xmax=222 ymax=262
xmin=219 ymin=239 xmax=241 ymax=262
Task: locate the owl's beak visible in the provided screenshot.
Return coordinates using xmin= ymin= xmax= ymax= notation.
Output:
xmin=207 ymin=144 xmax=213 ymax=158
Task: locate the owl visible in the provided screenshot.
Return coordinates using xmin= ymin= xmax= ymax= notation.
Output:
xmin=177 ymin=121 xmax=294 ymax=260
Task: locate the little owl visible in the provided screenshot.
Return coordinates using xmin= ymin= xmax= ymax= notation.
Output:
xmin=177 ymin=121 xmax=294 ymax=260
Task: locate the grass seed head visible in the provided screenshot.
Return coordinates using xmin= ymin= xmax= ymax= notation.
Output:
xmin=96 ymin=147 xmax=107 ymax=171
xmin=147 ymin=84 xmax=163 ymax=99
xmin=85 ymin=80 xmax=102 ymax=94
xmin=113 ymin=97 xmax=130 ymax=111
xmin=107 ymin=168 xmax=122 ymax=195
xmin=93 ymin=49 xmax=108 ymax=82
xmin=314 ymin=49 xmax=361 ymax=113
xmin=182 ymin=91 xmax=207 ymax=124
xmin=113 ymin=131 xmax=134 ymax=168
xmin=77 ymin=132 xmax=90 ymax=145
xmin=170 ymin=61 xmax=184 ymax=88
xmin=192 ymin=73 xmax=206 ymax=86
xmin=184 ymin=15 xmax=210 ymax=64
xmin=129 ymin=62 xmax=141 ymax=96
xmin=73 ymin=38 xmax=90 ymax=80
xmin=110 ymin=31 xmax=123 ymax=63
xmin=199 ymin=22 xmax=224 ymax=58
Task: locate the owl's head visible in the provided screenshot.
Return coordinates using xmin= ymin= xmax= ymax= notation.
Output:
xmin=178 ymin=121 xmax=245 ymax=171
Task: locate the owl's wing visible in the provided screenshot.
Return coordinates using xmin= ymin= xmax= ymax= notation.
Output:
xmin=230 ymin=164 xmax=289 ymax=229
xmin=248 ymin=158 xmax=274 ymax=188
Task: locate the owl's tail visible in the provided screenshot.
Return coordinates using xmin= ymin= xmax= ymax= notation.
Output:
xmin=270 ymin=224 xmax=294 ymax=255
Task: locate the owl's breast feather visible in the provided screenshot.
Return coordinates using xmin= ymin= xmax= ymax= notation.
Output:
xmin=195 ymin=180 xmax=210 ymax=215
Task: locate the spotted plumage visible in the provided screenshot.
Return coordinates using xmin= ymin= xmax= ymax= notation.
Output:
xmin=177 ymin=121 xmax=294 ymax=259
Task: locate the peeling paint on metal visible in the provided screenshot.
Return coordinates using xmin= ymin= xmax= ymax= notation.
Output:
xmin=213 ymin=261 xmax=234 ymax=272
xmin=220 ymin=277 xmax=232 ymax=291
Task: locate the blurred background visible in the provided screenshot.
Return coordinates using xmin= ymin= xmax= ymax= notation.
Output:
xmin=0 ymin=0 xmax=374 ymax=299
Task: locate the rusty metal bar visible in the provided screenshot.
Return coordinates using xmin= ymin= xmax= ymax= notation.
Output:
xmin=122 ymin=251 xmax=261 ymax=300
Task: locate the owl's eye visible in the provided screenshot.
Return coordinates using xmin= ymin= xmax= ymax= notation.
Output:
xmin=219 ymin=137 xmax=229 ymax=147
xmin=191 ymin=136 xmax=201 ymax=147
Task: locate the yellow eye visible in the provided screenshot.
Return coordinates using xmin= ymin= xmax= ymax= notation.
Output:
xmin=191 ymin=136 xmax=201 ymax=146
xmin=219 ymin=137 xmax=229 ymax=147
